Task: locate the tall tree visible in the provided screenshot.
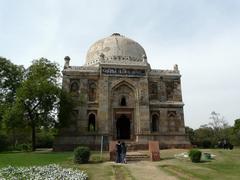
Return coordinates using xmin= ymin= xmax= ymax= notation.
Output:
xmin=233 ymin=119 xmax=240 ymax=145
xmin=208 ymin=111 xmax=229 ymax=141
xmin=0 ymin=57 xmax=24 ymax=122
xmin=233 ymin=119 xmax=240 ymax=133
xmin=0 ymin=57 xmax=24 ymax=149
xmin=12 ymin=58 xmax=61 ymax=151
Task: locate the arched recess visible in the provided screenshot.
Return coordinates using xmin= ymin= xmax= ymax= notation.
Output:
xmin=111 ymin=80 xmax=136 ymax=140
xmin=111 ymin=80 xmax=136 ymax=107
xmin=168 ymin=111 xmax=179 ymax=132
xmin=70 ymin=81 xmax=79 ymax=95
xmin=151 ymin=113 xmax=159 ymax=132
xmin=88 ymin=113 xmax=96 ymax=132
xmin=111 ymin=79 xmax=136 ymax=91
xmin=120 ymin=96 xmax=127 ymax=106
xmin=111 ymin=80 xmax=136 ymax=95
xmin=88 ymin=82 xmax=97 ymax=101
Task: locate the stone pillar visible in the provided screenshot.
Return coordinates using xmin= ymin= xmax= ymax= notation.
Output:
xmin=109 ymin=141 xmax=117 ymax=161
xmin=98 ymin=76 xmax=109 ymax=134
xmin=149 ymin=141 xmax=160 ymax=161
xmin=137 ymin=78 xmax=150 ymax=143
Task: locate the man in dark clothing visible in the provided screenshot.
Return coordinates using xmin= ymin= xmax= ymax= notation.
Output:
xmin=116 ymin=141 xmax=122 ymax=163
xmin=121 ymin=142 xmax=127 ymax=163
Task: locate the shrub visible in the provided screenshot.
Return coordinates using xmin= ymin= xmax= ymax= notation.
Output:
xmin=15 ymin=143 xmax=32 ymax=152
xmin=74 ymin=146 xmax=90 ymax=164
xmin=189 ymin=149 xmax=202 ymax=163
xmin=36 ymin=132 xmax=54 ymax=148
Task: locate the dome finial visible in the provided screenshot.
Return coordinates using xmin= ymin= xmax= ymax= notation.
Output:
xmin=174 ymin=64 xmax=179 ymax=72
xmin=64 ymin=56 xmax=70 ymax=69
xmin=111 ymin=33 xmax=121 ymax=36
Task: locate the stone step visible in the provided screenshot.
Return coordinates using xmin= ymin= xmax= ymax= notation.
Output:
xmin=126 ymin=152 xmax=150 ymax=161
xmin=125 ymin=142 xmax=148 ymax=151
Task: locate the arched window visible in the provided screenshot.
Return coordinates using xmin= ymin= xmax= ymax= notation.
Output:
xmin=120 ymin=96 xmax=127 ymax=106
xmin=88 ymin=113 xmax=96 ymax=132
xmin=150 ymin=83 xmax=158 ymax=100
xmin=168 ymin=111 xmax=178 ymax=132
xmin=88 ymin=83 xmax=96 ymax=101
xmin=151 ymin=83 xmax=158 ymax=94
xmin=70 ymin=82 xmax=79 ymax=95
xmin=151 ymin=114 xmax=159 ymax=132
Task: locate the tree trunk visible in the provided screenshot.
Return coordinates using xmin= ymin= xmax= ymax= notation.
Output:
xmin=31 ymin=120 xmax=36 ymax=151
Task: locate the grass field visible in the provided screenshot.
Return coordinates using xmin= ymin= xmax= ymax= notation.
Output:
xmin=0 ymin=148 xmax=240 ymax=179
xmin=159 ymin=148 xmax=240 ymax=180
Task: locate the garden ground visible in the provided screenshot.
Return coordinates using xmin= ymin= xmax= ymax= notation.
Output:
xmin=1 ymin=148 xmax=240 ymax=180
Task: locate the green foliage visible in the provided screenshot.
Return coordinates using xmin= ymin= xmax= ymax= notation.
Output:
xmin=15 ymin=143 xmax=32 ymax=152
xmin=10 ymin=58 xmax=61 ymax=150
xmin=0 ymin=57 xmax=24 ymax=105
xmin=57 ymin=91 xmax=76 ymax=128
xmin=185 ymin=126 xmax=195 ymax=144
xmin=36 ymin=128 xmax=56 ymax=148
xmin=193 ymin=126 xmax=214 ymax=147
xmin=234 ymin=119 xmax=240 ymax=132
xmin=202 ymin=139 xmax=212 ymax=148
xmin=0 ymin=132 xmax=9 ymax=151
xmin=0 ymin=57 xmax=25 ymax=150
xmin=74 ymin=146 xmax=90 ymax=164
xmin=189 ymin=149 xmax=202 ymax=163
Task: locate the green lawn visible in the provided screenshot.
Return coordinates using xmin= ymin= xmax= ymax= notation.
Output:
xmin=159 ymin=148 xmax=240 ymax=180
xmin=1 ymin=148 xmax=240 ymax=180
xmin=0 ymin=151 xmax=73 ymax=167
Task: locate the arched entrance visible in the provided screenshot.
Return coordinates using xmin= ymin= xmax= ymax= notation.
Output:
xmin=116 ymin=114 xmax=130 ymax=139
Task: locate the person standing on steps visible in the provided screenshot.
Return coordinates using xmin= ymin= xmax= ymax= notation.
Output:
xmin=116 ymin=141 xmax=122 ymax=163
xmin=121 ymin=142 xmax=127 ymax=164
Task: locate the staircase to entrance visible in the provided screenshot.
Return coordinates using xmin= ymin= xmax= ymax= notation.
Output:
xmin=124 ymin=141 xmax=150 ymax=161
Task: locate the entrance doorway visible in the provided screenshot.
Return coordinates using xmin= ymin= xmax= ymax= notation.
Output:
xmin=116 ymin=114 xmax=130 ymax=139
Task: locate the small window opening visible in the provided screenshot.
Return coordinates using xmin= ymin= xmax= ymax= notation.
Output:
xmin=120 ymin=96 xmax=127 ymax=106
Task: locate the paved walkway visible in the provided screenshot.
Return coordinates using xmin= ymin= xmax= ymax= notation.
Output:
xmin=126 ymin=161 xmax=178 ymax=180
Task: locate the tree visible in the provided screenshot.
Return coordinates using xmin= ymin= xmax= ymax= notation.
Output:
xmin=233 ymin=119 xmax=240 ymax=145
xmin=233 ymin=119 xmax=240 ymax=133
xmin=194 ymin=125 xmax=214 ymax=147
xmin=208 ymin=111 xmax=229 ymax=141
xmin=12 ymin=58 xmax=61 ymax=151
xmin=0 ymin=57 xmax=24 ymax=123
xmin=0 ymin=57 xmax=24 ymax=103
xmin=0 ymin=57 xmax=24 ymax=149
xmin=185 ymin=126 xmax=195 ymax=144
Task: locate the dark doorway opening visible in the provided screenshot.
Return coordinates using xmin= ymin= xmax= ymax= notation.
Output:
xmin=116 ymin=114 xmax=130 ymax=139
xmin=88 ymin=113 xmax=96 ymax=132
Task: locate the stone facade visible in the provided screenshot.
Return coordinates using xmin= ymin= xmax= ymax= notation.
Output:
xmin=53 ymin=33 xmax=190 ymax=151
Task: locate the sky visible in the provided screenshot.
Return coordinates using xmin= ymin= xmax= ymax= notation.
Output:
xmin=0 ymin=0 xmax=240 ymax=129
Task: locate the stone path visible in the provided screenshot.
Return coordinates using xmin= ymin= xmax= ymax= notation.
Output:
xmin=125 ymin=161 xmax=178 ymax=180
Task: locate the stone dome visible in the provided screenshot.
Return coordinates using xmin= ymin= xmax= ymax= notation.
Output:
xmin=85 ymin=33 xmax=147 ymax=66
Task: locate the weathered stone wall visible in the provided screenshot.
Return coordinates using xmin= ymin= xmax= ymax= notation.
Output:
xmin=54 ymin=65 xmax=190 ymax=151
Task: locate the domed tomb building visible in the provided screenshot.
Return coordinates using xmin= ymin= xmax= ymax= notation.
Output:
xmin=54 ymin=33 xmax=190 ymax=150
